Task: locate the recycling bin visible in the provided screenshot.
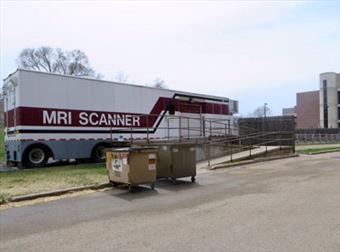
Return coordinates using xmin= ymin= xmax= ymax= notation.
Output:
xmin=105 ymin=147 xmax=157 ymax=191
xmin=157 ymin=144 xmax=196 ymax=183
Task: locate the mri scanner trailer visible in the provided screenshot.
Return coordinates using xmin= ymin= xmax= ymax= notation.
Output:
xmin=3 ymin=69 xmax=238 ymax=167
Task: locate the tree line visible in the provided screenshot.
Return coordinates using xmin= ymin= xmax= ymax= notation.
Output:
xmin=16 ymin=46 xmax=273 ymax=116
xmin=17 ymin=46 xmax=167 ymax=88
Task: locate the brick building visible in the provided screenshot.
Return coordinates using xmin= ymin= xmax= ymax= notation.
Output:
xmin=296 ymin=91 xmax=320 ymax=128
xmin=283 ymin=72 xmax=339 ymax=129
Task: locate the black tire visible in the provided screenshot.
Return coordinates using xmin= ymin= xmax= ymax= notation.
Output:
xmin=191 ymin=176 xmax=196 ymax=183
xmin=109 ymin=181 xmax=117 ymax=187
xmin=23 ymin=146 xmax=49 ymax=168
xmin=91 ymin=144 xmax=108 ymax=163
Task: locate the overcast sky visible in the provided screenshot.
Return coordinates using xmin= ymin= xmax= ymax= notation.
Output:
xmin=1 ymin=0 xmax=339 ymax=115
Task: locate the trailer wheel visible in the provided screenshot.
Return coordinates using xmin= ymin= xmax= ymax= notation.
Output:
xmin=91 ymin=144 xmax=108 ymax=163
xmin=23 ymin=146 xmax=49 ymax=168
xmin=110 ymin=181 xmax=118 ymax=187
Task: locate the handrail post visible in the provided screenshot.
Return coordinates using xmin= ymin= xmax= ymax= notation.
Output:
xmin=279 ymin=134 xmax=281 ymax=150
xmin=228 ymin=120 xmax=231 ymax=135
xmin=146 ymin=115 xmax=149 ymax=143
xmin=167 ymin=116 xmax=170 ymax=141
xmin=130 ymin=126 xmax=133 ymax=144
xmin=179 ymin=116 xmax=182 ymax=142
xmin=202 ymin=117 xmax=206 ymax=139
xmin=230 ymin=143 xmax=233 ymax=162
xmin=207 ymin=143 xmax=211 ymax=168
xmin=187 ymin=117 xmax=190 ymax=140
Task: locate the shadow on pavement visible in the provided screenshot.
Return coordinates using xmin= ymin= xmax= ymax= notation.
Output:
xmin=104 ymin=178 xmax=201 ymax=201
xmin=155 ymin=178 xmax=201 ymax=192
xmin=107 ymin=185 xmax=159 ymax=201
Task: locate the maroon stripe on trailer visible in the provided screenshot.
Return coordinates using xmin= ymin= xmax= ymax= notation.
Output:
xmin=5 ymin=96 xmax=229 ymax=128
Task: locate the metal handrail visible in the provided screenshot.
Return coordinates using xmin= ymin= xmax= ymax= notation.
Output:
xmin=108 ymin=113 xmax=295 ymax=165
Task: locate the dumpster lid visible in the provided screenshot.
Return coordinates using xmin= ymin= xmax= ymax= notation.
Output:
xmin=106 ymin=146 xmax=157 ymax=152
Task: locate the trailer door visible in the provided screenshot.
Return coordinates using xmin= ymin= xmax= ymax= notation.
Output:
xmin=5 ymin=85 xmax=17 ymax=133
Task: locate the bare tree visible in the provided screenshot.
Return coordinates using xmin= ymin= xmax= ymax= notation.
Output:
xmin=152 ymin=78 xmax=167 ymax=89
xmin=17 ymin=46 xmax=100 ymax=78
xmin=249 ymin=105 xmax=272 ymax=118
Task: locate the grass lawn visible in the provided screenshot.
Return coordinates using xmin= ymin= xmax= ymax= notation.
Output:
xmin=297 ymin=147 xmax=340 ymax=154
xmin=0 ymin=163 xmax=108 ymax=203
xmin=296 ymin=142 xmax=340 ymax=146
xmin=0 ymin=127 xmax=109 ymax=203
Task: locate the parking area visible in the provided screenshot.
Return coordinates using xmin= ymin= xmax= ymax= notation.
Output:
xmin=1 ymin=152 xmax=339 ymax=252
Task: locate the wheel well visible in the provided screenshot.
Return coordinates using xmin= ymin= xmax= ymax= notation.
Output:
xmin=91 ymin=142 xmax=112 ymax=155
xmin=23 ymin=143 xmax=54 ymax=160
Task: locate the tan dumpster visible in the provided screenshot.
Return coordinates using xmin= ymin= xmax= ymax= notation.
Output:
xmin=157 ymin=144 xmax=196 ymax=183
xmin=106 ymin=147 xmax=157 ymax=191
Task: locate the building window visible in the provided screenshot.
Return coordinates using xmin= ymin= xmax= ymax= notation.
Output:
xmin=323 ymin=80 xmax=328 ymax=128
xmin=338 ymin=107 xmax=340 ymax=120
xmin=338 ymin=91 xmax=340 ymax=104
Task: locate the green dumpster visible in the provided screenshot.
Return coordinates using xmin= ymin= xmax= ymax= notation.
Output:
xmin=157 ymin=144 xmax=196 ymax=183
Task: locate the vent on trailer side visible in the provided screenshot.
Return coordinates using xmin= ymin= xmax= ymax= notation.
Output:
xmin=230 ymin=100 xmax=239 ymax=114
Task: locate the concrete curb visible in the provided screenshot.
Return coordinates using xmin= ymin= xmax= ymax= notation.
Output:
xmin=305 ymin=149 xmax=340 ymax=155
xmin=9 ymin=183 xmax=112 ymax=203
xmin=210 ymin=154 xmax=299 ymax=170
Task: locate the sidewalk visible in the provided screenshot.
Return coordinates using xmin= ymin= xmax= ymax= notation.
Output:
xmin=197 ymin=145 xmax=281 ymax=169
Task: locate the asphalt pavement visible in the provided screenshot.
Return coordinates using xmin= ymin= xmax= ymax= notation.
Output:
xmin=1 ymin=152 xmax=339 ymax=252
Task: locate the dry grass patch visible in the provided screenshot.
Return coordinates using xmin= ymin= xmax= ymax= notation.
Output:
xmin=0 ymin=163 xmax=108 ymax=201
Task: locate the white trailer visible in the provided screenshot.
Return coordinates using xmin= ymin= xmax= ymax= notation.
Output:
xmin=3 ymin=69 xmax=238 ymax=167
